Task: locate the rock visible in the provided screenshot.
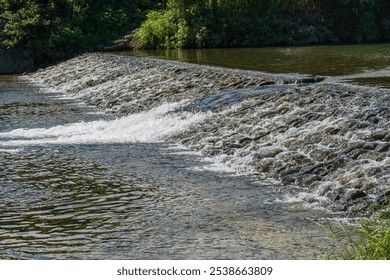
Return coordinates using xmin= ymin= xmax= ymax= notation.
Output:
xmin=279 ymin=166 xmax=302 ymax=177
xmin=302 ymin=174 xmax=321 ymax=187
xmin=254 ymin=147 xmax=284 ymax=159
xmin=350 ymin=148 xmax=367 ymax=160
xmin=327 ymin=189 xmax=345 ymax=202
xmin=239 ymin=137 xmax=253 ymax=145
xmin=376 ymin=143 xmax=389 ymax=152
xmin=370 ymin=131 xmax=387 ymax=141
xmin=363 ymin=142 xmax=378 ymax=150
xmin=347 ymin=190 xmax=368 ymax=201
xmin=361 ymin=182 xmax=377 ymax=191
xmin=323 ymin=126 xmax=340 ymax=135
xmin=345 ymin=178 xmax=368 ymax=189
xmin=334 ymin=190 xmax=370 ymax=212
xmin=281 ymin=174 xmax=302 ymax=184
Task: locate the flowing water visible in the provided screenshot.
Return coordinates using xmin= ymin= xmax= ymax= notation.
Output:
xmin=1 ymin=44 xmax=389 ymax=260
xmin=0 ymin=75 xmax=334 ymax=260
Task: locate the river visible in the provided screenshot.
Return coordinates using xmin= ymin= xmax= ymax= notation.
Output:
xmin=1 ymin=44 xmax=389 ymax=259
xmin=128 ymin=43 xmax=390 ymax=87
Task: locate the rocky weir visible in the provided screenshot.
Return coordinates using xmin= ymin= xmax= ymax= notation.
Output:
xmin=25 ymin=52 xmax=389 ymax=214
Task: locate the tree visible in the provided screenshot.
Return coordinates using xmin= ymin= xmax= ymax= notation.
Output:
xmin=0 ymin=0 xmax=161 ymax=55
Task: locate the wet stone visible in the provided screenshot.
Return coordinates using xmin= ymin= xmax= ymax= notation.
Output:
xmin=346 ymin=190 xmax=368 ymax=201
xmin=363 ymin=142 xmax=378 ymax=150
xmin=302 ymin=175 xmax=322 ymax=187
xmin=323 ymin=127 xmax=340 ymax=135
xmin=376 ymin=143 xmax=389 ymax=152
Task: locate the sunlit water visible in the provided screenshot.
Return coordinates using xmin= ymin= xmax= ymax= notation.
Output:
xmin=0 ymin=76 xmax=333 ymax=259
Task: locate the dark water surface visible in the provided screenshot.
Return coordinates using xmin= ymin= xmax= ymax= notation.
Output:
xmin=126 ymin=43 xmax=390 ymax=87
xmin=0 ymin=76 xmax=333 ymax=259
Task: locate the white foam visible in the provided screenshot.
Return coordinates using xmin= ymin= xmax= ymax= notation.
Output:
xmin=0 ymin=148 xmax=23 ymax=154
xmin=192 ymin=161 xmax=238 ymax=174
xmin=275 ymin=192 xmax=330 ymax=211
xmin=169 ymin=150 xmax=203 ymax=156
xmin=162 ymin=143 xmax=202 ymax=155
xmin=191 ymin=154 xmax=254 ymax=175
xmin=0 ymin=103 xmax=211 ymax=147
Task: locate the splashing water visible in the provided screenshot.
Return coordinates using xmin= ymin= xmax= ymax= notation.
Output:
xmin=0 ymin=102 xmax=210 ymax=146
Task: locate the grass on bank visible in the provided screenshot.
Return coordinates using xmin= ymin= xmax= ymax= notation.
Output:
xmin=320 ymin=204 xmax=390 ymax=260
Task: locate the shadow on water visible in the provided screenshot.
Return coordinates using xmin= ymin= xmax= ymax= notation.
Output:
xmin=125 ymin=44 xmax=390 ymax=76
xmin=0 ymin=78 xmax=334 ymax=259
xmin=123 ymin=43 xmax=390 ymax=88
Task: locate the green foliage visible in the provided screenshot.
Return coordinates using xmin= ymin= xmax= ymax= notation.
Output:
xmin=320 ymin=204 xmax=390 ymax=260
xmin=0 ymin=0 xmax=161 ymax=60
xmin=134 ymin=0 xmax=288 ymax=49
xmin=1 ymin=0 xmax=389 ymax=55
xmin=134 ymin=0 xmax=389 ymax=49
xmin=1 ymin=1 xmax=44 ymax=49
xmin=355 ymin=0 xmax=380 ymax=42
xmin=133 ymin=10 xmax=179 ymax=49
xmin=48 ymin=18 xmax=83 ymax=48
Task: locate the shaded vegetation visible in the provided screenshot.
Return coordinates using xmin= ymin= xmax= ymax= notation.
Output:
xmin=0 ymin=0 xmax=161 ymax=63
xmin=133 ymin=0 xmax=390 ymax=49
xmin=1 ymin=0 xmax=390 ymax=62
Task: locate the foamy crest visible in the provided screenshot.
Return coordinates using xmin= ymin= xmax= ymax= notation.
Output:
xmin=0 ymin=103 xmax=211 ymax=147
xmin=0 ymin=148 xmax=23 ymax=154
xmin=191 ymin=154 xmax=255 ymax=175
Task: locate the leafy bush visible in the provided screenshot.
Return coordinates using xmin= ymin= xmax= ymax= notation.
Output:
xmin=0 ymin=1 xmax=45 ymax=50
xmin=133 ymin=10 xmax=189 ymax=49
xmin=0 ymin=0 xmax=159 ymax=61
xmin=48 ymin=19 xmax=83 ymax=49
xmin=133 ymin=0 xmax=389 ymax=49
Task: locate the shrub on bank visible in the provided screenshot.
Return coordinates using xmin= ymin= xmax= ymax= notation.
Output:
xmin=133 ymin=0 xmax=390 ymax=49
xmin=321 ymin=204 xmax=390 ymax=260
xmin=132 ymin=10 xmax=189 ymax=49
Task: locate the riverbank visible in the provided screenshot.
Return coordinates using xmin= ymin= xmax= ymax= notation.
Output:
xmin=26 ymin=52 xmax=389 ymax=214
xmin=0 ymin=48 xmax=35 ymax=74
